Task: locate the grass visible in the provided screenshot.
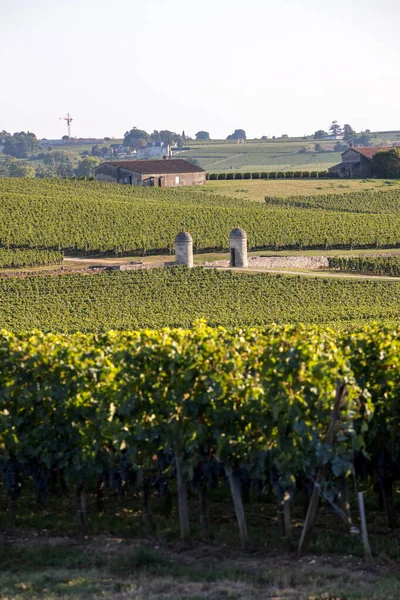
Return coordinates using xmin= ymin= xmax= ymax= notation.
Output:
xmin=200 ymin=178 xmax=400 ymax=202
xmin=0 ymin=536 xmax=399 ymax=599
xmin=179 ymin=140 xmax=341 ymax=172
xmin=1 ymin=480 xmax=399 ymax=599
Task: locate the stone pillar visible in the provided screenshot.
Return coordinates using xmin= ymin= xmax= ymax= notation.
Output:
xmin=229 ymin=227 xmax=248 ymax=268
xmin=175 ymin=232 xmax=193 ymax=267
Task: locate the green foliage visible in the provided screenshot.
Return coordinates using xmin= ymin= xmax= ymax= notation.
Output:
xmin=0 ymin=248 xmax=63 ymax=269
xmin=314 ymin=130 xmax=328 ymax=140
xmin=329 ymin=256 xmax=400 ymax=276
xmin=0 ymin=158 xmax=36 ymax=178
xmin=195 ymin=131 xmax=210 ymax=140
xmin=1 ymin=267 xmax=400 ymax=332
xmin=226 ymin=129 xmax=246 ymax=140
xmin=373 ymin=148 xmax=400 ymax=178
xmin=75 ymin=156 xmax=101 ymax=178
xmin=2 ymin=322 xmax=399 ymax=538
xmin=3 ymin=179 xmax=400 ymax=256
xmin=123 ymin=127 xmax=149 ymax=148
xmin=264 ymin=188 xmax=400 ymax=214
xmin=3 ymin=131 xmax=39 ymax=158
xmin=43 ymin=150 xmax=79 ymax=178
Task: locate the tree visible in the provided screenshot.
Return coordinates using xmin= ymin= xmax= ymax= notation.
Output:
xmin=334 ymin=142 xmax=349 ymax=152
xmin=62 ymin=135 xmax=70 ymax=142
xmin=343 ymin=124 xmax=356 ymax=142
xmin=75 ymin=156 xmax=101 ymax=178
xmin=314 ymin=143 xmax=323 ymax=152
xmin=3 ymin=131 xmax=39 ymax=158
xmin=227 ymin=129 xmax=246 ymax=140
xmin=124 ymin=127 xmax=149 ymax=148
xmin=313 ymin=130 xmax=328 ymax=140
xmin=43 ymin=150 xmax=79 ymax=177
xmin=91 ymin=144 xmax=101 ymax=157
xmin=0 ymin=157 xmax=35 ymax=177
xmin=195 ymin=131 xmax=210 ymax=141
xmin=136 ymin=138 xmax=147 ymax=148
xmin=372 ymin=148 xmax=400 ymax=178
xmin=329 ymin=121 xmax=342 ymax=137
xmin=352 ymin=133 xmax=372 ymax=147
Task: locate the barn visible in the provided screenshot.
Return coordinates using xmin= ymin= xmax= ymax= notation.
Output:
xmin=94 ymin=158 xmax=205 ymax=187
xmin=328 ymin=146 xmax=400 ymax=178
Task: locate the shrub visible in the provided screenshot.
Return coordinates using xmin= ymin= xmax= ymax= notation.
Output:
xmin=226 ymin=172 xmax=234 ymax=180
xmin=243 ymin=172 xmax=251 ymax=179
xmin=252 ymin=172 xmax=260 ymax=179
xmin=209 ymin=173 xmax=217 ymax=180
xmin=234 ymin=172 xmax=243 ymax=179
xmin=318 ymin=170 xmax=328 ymax=178
xmin=269 ymin=172 xmax=277 ymax=179
xmin=217 ymin=173 xmax=226 ymax=180
xmin=260 ymin=172 xmax=268 ymax=179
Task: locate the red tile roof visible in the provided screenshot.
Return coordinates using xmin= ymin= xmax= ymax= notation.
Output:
xmin=347 ymin=146 xmax=400 ymax=160
xmin=97 ymin=159 xmax=204 ymax=174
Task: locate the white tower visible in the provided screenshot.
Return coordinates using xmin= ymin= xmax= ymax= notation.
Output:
xmin=229 ymin=227 xmax=248 ymax=268
xmin=175 ymin=232 xmax=193 ymax=267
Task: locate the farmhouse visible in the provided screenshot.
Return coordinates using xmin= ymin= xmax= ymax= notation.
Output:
xmin=328 ymin=146 xmax=399 ymax=178
xmin=94 ymin=159 xmax=205 ymax=187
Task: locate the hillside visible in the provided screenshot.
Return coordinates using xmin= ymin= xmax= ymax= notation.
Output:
xmin=3 ymin=178 xmax=400 ymax=256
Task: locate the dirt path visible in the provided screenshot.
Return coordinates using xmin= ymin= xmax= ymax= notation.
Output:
xmin=63 ymin=256 xmax=400 ymax=282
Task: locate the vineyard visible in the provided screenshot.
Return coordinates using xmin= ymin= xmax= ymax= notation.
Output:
xmin=1 ymin=323 xmax=399 ymax=554
xmin=265 ymin=189 xmax=400 ymax=214
xmin=0 ymin=248 xmax=63 ymax=269
xmin=329 ymin=255 xmax=400 ymax=276
xmin=2 ymin=178 xmax=400 ymax=255
xmin=2 ymin=267 xmax=400 ymax=332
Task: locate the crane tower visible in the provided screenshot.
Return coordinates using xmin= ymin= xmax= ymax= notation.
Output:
xmin=59 ymin=113 xmax=73 ymax=138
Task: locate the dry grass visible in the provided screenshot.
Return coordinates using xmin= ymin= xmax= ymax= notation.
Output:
xmin=0 ymin=535 xmax=399 ymax=600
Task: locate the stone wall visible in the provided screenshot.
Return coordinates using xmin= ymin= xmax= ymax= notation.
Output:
xmin=201 ymin=256 xmax=329 ymax=270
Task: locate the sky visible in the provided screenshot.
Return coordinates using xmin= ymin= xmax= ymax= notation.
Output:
xmin=1 ymin=0 xmax=400 ymax=140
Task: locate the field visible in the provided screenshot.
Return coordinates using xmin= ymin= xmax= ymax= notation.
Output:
xmin=203 ymin=177 xmax=400 ymax=202
xmin=2 ymin=267 xmax=400 ymax=331
xmin=180 ymin=139 xmax=342 ymax=172
xmin=3 ymin=178 xmax=400 ymax=257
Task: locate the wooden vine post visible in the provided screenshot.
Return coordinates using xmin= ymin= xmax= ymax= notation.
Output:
xmin=298 ymin=382 xmax=348 ymax=555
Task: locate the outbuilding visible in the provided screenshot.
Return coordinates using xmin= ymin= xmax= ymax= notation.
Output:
xmin=328 ymin=146 xmax=400 ymax=178
xmin=94 ymin=158 xmax=205 ymax=187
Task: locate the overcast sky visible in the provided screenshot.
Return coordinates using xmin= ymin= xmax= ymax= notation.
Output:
xmin=1 ymin=0 xmax=399 ymax=139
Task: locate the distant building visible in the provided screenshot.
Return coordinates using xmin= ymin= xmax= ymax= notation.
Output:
xmin=94 ymin=158 xmax=205 ymax=187
xmin=328 ymin=146 xmax=400 ymax=178
xmin=136 ymin=142 xmax=171 ymax=160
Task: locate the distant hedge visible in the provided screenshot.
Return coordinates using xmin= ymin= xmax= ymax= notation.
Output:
xmin=206 ymin=170 xmax=335 ymax=180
